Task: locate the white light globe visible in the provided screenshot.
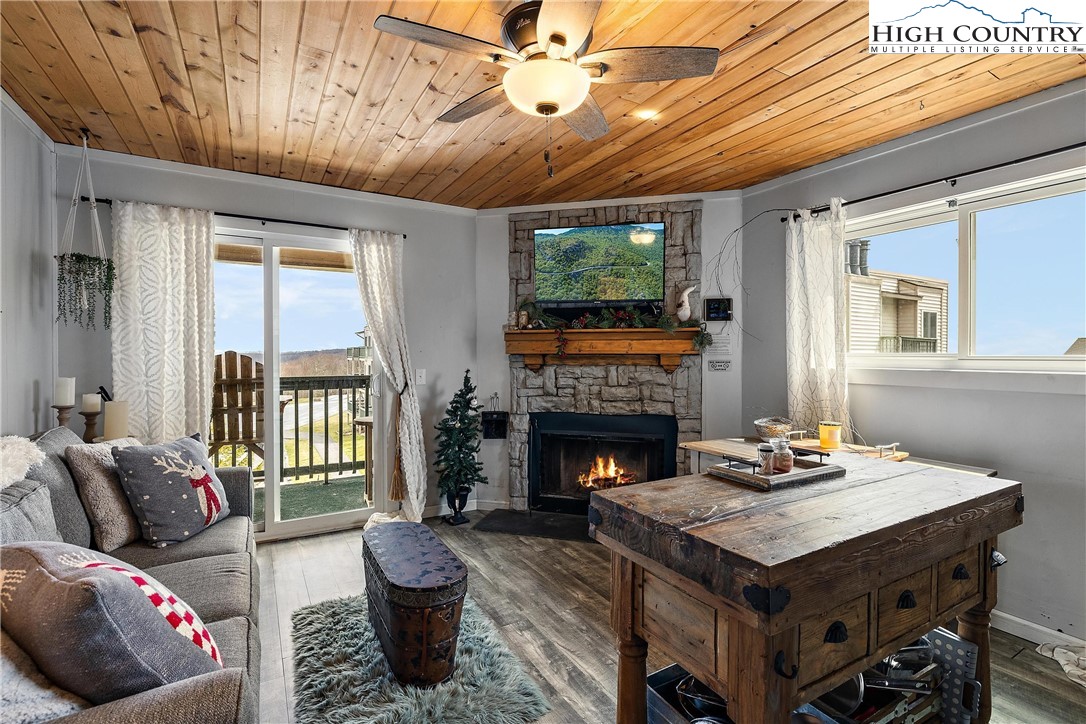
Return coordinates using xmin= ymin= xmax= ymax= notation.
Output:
xmin=502 ymin=59 xmax=591 ymax=117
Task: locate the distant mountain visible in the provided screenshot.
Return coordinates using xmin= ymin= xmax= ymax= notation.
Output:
xmin=535 ymin=225 xmax=664 ymax=302
xmin=219 ymin=348 xmax=352 ymax=377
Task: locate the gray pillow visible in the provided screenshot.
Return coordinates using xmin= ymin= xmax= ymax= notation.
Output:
xmin=0 ymin=630 xmax=88 ymax=722
xmin=24 ymin=427 xmax=92 ymax=548
xmin=65 ymin=438 xmax=143 ymax=552
xmin=112 ymin=436 xmax=231 ymax=548
xmin=0 ymin=480 xmax=62 ymax=545
xmin=0 ymin=541 xmax=223 ymax=705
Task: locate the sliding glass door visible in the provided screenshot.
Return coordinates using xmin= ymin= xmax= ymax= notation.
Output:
xmin=212 ymin=222 xmax=381 ymax=538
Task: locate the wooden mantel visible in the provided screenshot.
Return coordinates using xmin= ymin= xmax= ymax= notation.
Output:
xmin=505 ymin=328 xmax=699 ymax=373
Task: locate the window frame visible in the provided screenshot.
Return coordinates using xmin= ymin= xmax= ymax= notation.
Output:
xmin=845 ymin=167 xmax=1086 ymax=372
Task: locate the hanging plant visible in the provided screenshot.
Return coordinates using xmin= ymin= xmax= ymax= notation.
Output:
xmin=57 ymin=134 xmax=113 ymax=329
xmin=56 ymin=253 xmax=114 ymax=329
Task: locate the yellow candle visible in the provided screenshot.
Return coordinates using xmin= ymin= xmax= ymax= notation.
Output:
xmin=819 ymin=421 xmax=842 ymax=450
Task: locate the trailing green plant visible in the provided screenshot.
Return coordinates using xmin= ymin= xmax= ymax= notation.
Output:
xmin=434 ymin=370 xmax=488 ymax=496
xmin=56 ymin=252 xmax=114 ymax=329
xmin=692 ymin=322 xmax=714 ymax=352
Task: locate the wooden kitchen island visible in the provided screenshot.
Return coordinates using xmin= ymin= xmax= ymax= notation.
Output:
xmin=588 ymin=454 xmax=1024 ymax=723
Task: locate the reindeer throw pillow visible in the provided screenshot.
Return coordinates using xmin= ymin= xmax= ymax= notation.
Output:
xmin=112 ymin=435 xmax=230 ymax=547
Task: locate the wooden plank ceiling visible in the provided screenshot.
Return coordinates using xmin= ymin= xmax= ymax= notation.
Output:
xmin=3 ymin=1 xmax=1083 ymax=209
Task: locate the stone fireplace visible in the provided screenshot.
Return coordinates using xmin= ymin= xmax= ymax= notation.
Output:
xmin=506 ymin=201 xmax=703 ymax=511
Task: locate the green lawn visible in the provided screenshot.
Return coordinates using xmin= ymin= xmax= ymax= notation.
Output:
xmin=252 ymin=475 xmax=367 ymax=525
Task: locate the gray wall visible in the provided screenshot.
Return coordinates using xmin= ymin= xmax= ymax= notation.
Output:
xmin=53 ymin=145 xmax=478 ymax=512
xmin=740 ymin=81 xmax=1086 ymax=643
xmin=1 ymin=94 xmax=56 ymax=435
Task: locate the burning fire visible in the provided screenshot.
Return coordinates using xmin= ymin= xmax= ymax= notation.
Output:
xmin=578 ymin=454 xmax=636 ymax=489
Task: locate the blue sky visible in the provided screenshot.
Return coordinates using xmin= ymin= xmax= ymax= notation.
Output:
xmin=214 ymin=264 xmax=364 ymax=354
xmin=866 ymin=190 xmax=1085 ymax=355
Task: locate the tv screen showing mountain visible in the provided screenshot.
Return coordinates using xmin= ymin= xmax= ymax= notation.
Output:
xmin=534 ymin=223 xmax=665 ymax=303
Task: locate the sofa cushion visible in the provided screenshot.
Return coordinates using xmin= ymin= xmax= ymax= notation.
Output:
xmin=25 ymin=428 xmax=92 ymax=548
xmin=205 ymin=616 xmax=259 ymax=676
xmin=1 ymin=629 xmax=88 ymax=723
xmin=1 ymin=479 xmax=62 ymax=544
xmin=65 ymin=439 xmax=143 ymax=552
xmin=113 ymin=436 xmax=231 ymax=547
xmin=109 ymin=515 xmax=253 ymax=569
xmin=0 ymin=541 xmax=223 ymax=705
xmin=147 ymin=553 xmax=258 ymax=624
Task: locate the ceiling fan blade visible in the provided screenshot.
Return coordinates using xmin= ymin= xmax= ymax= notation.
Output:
xmin=579 ymin=46 xmax=719 ymax=84
xmin=562 ymin=93 xmax=609 ymax=141
xmin=374 ymin=15 xmax=522 ymax=68
xmin=537 ymin=0 xmax=601 ymax=58
xmin=437 ymin=85 xmax=509 ymax=124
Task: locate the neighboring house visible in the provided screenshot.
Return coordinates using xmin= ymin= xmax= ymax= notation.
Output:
xmin=348 ymin=327 xmax=375 ymax=376
xmin=847 ymin=267 xmax=950 ymax=354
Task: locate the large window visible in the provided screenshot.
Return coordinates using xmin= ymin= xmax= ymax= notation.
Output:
xmin=846 ymin=170 xmax=1085 ymax=367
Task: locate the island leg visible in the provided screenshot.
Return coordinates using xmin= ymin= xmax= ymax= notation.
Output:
xmin=611 ymin=552 xmax=647 ymax=723
xmin=617 ymin=635 xmax=648 ymax=723
xmin=957 ymin=537 xmax=998 ymax=724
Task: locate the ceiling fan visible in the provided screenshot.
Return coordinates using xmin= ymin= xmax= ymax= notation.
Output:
xmin=373 ymin=1 xmax=720 ymax=143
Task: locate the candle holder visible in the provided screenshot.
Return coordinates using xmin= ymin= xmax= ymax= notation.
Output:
xmin=52 ymin=404 xmax=75 ymax=428
xmin=80 ymin=410 xmax=101 ymax=443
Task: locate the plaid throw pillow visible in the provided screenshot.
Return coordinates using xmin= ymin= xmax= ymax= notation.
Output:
xmin=112 ymin=435 xmax=231 ymax=547
xmin=0 ymin=541 xmax=222 ymax=704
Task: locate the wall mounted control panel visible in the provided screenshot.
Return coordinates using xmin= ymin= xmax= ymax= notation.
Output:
xmin=703 ymin=297 xmax=733 ymax=322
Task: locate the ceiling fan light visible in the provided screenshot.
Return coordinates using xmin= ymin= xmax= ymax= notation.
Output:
xmin=502 ymin=59 xmax=591 ymax=117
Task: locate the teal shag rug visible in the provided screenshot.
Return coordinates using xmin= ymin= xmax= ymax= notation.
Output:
xmin=291 ymin=593 xmax=550 ymax=724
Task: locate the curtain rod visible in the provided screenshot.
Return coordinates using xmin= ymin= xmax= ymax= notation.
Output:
xmin=79 ymin=196 xmax=407 ymax=238
xmin=779 ymin=141 xmax=1086 ymax=222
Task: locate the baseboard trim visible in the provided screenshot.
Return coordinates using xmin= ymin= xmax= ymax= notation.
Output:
xmin=991 ymin=609 xmax=1085 ymax=647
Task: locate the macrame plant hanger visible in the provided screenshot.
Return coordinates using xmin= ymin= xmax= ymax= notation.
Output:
xmin=57 ymin=131 xmax=113 ymax=329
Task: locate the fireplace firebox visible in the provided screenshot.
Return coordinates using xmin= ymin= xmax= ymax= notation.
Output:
xmin=528 ymin=413 xmax=677 ymax=514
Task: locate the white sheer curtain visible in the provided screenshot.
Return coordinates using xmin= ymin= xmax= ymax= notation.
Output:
xmin=785 ymin=198 xmax=851 ymax=438
xmin=111 ymin=202 xmax=215 ymax=443
xmin=349 ymin=229 xmax=427 ymax=524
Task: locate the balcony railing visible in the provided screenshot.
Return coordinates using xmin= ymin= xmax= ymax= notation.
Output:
xmin=278 ymin=375 xmax=372 ymax=484
xmin=211 ymin=373 xmax=372 ymax=485
xmin=879 ymin=336 xmax=937 ymax=353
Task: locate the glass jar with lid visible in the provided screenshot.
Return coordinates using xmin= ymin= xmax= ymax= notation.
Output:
xmin=771 ymin=438 xmax=794 ymax=474
xmin=757 ymin=443 xmax=775 ymax=474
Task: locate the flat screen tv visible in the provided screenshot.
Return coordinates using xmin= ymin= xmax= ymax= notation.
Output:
xmin=533 ymin=223 xmax=665 ymax=308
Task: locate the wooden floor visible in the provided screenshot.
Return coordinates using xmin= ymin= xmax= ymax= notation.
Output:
xmin=258 ymin=521 xmax=1086 ymax=724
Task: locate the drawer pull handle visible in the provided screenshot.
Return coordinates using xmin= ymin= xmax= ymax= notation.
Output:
xmin=952 ymin=563 xmax=971 ymax=580
xmin=897 ymin=590 xmax=918 ymax=609
xmin=773 ymin=650 xmax=798 ymax=679
xmin=824 ymin=620 xmax=849 ymax=644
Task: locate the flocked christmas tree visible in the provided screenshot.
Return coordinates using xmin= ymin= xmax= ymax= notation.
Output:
xmin=435 ymin=370 xmax=487 ymax=524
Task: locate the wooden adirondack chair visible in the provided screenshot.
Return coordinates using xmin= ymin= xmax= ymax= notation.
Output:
xmin=209 ymin=351 xmax=266 ymax=466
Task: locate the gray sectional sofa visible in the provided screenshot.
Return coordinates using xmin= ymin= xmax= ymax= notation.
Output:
xmin=0 ymin=427 xmax=260 ymax=723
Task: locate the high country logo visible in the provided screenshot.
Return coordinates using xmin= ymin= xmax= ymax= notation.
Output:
xmin=868 ymin=0 xmax=1084 ymax=54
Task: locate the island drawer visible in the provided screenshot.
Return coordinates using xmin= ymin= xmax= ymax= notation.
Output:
xmin=877 ymin=567 xmax=933 ymax=647
xmin=798 ymin=594 xmax=869 ymax=687
xmin=936 ymin=545 xmax=981 ymax=613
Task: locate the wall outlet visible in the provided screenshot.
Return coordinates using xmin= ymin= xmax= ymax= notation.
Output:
xmin=414 ymin=368 xmax=426 ymax=385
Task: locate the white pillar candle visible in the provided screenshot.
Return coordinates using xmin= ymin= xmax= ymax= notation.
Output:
xmin=103 ymin=401 xmax=130 ymax=440
xmin=54 ymin=377 xmax=75 ymax=407
xmin=81 ymin=393 xmax=102 ymax=412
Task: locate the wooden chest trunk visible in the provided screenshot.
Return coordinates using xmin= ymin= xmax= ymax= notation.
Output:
xmin=362 ymin=522 xmax=468 ymax=686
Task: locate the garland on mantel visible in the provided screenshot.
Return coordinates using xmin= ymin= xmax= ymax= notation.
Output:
xmin=517 ymin=298 xmax=714 ymax=356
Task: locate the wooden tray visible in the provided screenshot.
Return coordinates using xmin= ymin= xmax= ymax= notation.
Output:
xmin=706 ymin=457 xmax=846 ymax=491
